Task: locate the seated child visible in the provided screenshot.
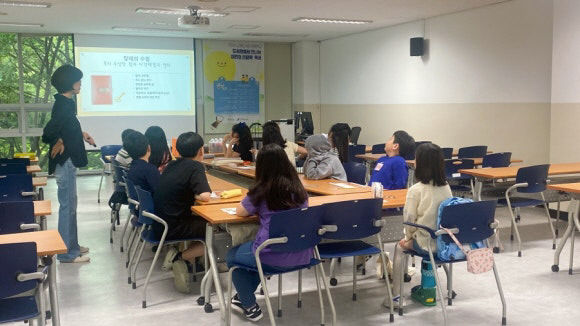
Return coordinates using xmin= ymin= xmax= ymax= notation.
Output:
xmin=153 ymin=132 xmax=211 ymax=293
xmin=223 ymin=122 xmax=255 ymax=162
xmin=125 ymin=131 xmax=160 ymax=194
xmin=369 ymin=130 xmax=415 ymax=189
xmin=227 ymin=143 xmax=310 ymax=322
xmin=387 ymin=143 xmax=452 ymax=308
xmin=303 ymin=134 xmax=347 ymax=181
xmin=115 ymin=128 xmax=136 ymax=168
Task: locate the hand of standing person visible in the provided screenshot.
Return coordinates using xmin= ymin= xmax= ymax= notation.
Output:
xmin=82 ymin=132 xmax=96 ymax=146
xmin=51 ymin=138 xmax=65 ymax=158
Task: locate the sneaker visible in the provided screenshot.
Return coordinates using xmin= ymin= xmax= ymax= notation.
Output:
xmin=383 ymin=295 xmax=406 ymax=310
xmin=230 ymin=293 xmax=245 ymax=314
xmin=80 ymin=246 xmax=89 ymax=254
xmin=162 ymin=246 xmax=179 ymax=271
xmin=230 ymin=294 xmax=263 ymax=321
xmin=172 ymin=260 xmax=193 ymax=294
xmin=61 ymin=255 xmax=90 ymax=263
xmin=411 ymin=285 xmax=437 ymax=306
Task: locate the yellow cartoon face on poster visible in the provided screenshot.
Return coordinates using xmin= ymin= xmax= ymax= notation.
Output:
xmin=204 ymin=51 xmax=236 ymax=82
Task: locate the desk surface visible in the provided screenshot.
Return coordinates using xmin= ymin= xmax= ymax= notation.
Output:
xmin=406 ymin=158 xmax=523 ymax=167
xmin=27 ymin=165 xmax=41 ymax=173
xmin=547 ymin=182 xmax=580 ymax=194
xmin=33 ymin=177 xmax=47 ymax=187
xmin=299 ymin=175 xmax=372 ymax=195
xmin=0 ymin=229 xmax=67 ymax=256
xmin=192 ymin=189 xmax=407 ymax=224
xmin=199 ymin=174 xmax=249 ymax=205
xmin=460 ymin=162 xmax=580 ymax=179
xmin=34 ymin=200 xmax=52 ymax=216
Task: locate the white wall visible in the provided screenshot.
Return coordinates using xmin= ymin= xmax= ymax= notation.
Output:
xmin=292 ymin=41 xmax=322 ymax=133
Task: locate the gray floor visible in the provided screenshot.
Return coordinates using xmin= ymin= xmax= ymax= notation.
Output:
xmin=14 ymin=175 xmax=580 ymax=325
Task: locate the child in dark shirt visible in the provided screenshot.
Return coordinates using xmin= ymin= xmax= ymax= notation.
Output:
xmin=125 ymin=131 xmax=160 ymax=194
xmin=223 ymin=122 xmax=254 ymax=162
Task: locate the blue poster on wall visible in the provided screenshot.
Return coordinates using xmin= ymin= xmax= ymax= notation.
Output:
xmin=214 ymin=76 xmax=259 ymax=114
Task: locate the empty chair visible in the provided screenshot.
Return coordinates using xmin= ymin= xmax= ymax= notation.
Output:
xmin=0 ymin=242 xmax=48 ymax=325
xmin=441 ymin=148 xmax=453 ymax=159
xmin=408 ymin=141 xmax=431 ymax=160
xmin=482 ymin=152 xmax=512 ymax=168
xmin=497 ymin=164 xmax=556 ymax=257
xmin=399 ymin=200 xmax=506 ymax=325
xmin=444 ymin=159 xmax=475 ymax=196
xmin=0 ymin=158 xmax=30 ymax=166
xmin=342 ymin=162 xmax=366 ymax=185
xmin=371 ymin=143 xmax=386 ymax=154
xmin=0 ymin=174 xmax=35 ymax=202
xmin=0 ymin=163 xmax=27 ymax=175
xmin=350 ymin=127 xmax=362 ymax=145
xmin=457 ymin=145 xmax=488 ymax=159
xmin=0 ymin=201 xmax=39 ymax=234
xmin=348 ymin=144 xmax=366 ymax=163
xmin=98 ymin=144 xmax=123 ymax=203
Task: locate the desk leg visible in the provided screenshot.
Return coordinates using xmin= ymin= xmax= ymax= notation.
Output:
xmin=552 ymin=199 xmax=577 ymax=272
xmin=205 ymin=223 xmax=226 ymax=324
xmin=48 ymin=255 xmax=61 ymax=326
xmin=473 ymin=179 xmax=483 ymax=201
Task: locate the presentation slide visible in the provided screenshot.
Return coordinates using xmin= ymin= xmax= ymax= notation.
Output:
xmin=75 ymin=47 xmax=195 ymax=116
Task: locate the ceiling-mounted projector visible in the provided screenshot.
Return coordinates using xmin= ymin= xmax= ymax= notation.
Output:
xmin=178 ymin=5 xmax=211 ymax=27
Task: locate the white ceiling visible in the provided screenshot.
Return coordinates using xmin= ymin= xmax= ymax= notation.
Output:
xmin=0 ymin=0 xmax=507 ymax=42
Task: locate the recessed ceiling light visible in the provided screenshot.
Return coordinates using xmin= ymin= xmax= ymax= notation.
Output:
xmin=112 ymin=26 xmax=188 ymax=33
xmin=228 ymin=25 xmax=259 ymax=30
xmin=293 ymin=17 xmax=372 ymax=24
xmin=0 ymin=21 xmax=43 ymax=27
xmin=136 ymin=7 xmax=228 ymax=17
xmin=223 ymin=6 xmax=259 ymax=13
xmin=0 ymin=1 xmax=51 ymax=8
xmin=243 ymin=32 xmax=308 ymax=38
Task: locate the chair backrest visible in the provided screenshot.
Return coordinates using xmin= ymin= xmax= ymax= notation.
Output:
xmin=482 ymin=152 xmax=512 ymax=168
xmin=135 ymin=186 xmax=155 ymax=225
xmin=515 ymin=164 xmax=550 ymax=193
xmin=342 ymin=162 xmax=366 ymax=185
xmin=371 ymin=144 xmax=386 ymax=154
xmin=112 ymin=160 xmax=127 ymax=192
xmin=441 ymin=147 xmax=453 ymax=159
xmin=407 ymin=141 xmax=432 ymax=160
xmin=348 ymin=144 xmax=366 ymax=163
xmin=438 ymin=200 xmax=497 ymax=244
xmin=0 ymin=201 xmax=35 ymax=235
xmin=320 ymin=198 xmax=383 ymax=240
xmin=444 ymin=159 xmax=475 ymax=179
xmin=121 ymin=173 xmax=138 ymax=212
xmin=457 ymin=145 xmax=488 ymax=159
xmin=0 ymin=242 xmax=38 ymax=298
xmin=350 ymin=127 xmax=362 ymax=145
xmin=0 ymin=158 xmax=30 ymax=166
xmin=100 ymin=145 xmax=123 ymax=161
xmin=0 ymin=163 xmax=27 ymax=175
xmin=267 ymin=205 xmax=324 ymax=252
xmin=125 ymin=177 xmax=139 ymax=203
xmin=0 ymin=174 xmax=34 ymax=202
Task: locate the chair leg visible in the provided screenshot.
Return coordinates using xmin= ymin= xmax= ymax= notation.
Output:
xmin=556 ymin=197 xmax=561 ymax=237
xmin=378 ymin=243 xmax=395 ymax=322
xmin=352 ymin=256 xmax=357 ymax=301
xmin=277 ymin=275 xmax=283 ymax=317
xmin=36 ymin=279 xmax=46 ymax=326
xmin=491 ymin=262 xmax=507 ymax=325
xmin=131 ymin=240 xmax=146 ymax=290
xmin=142 ymin=241 xmax=165 ymax=308
xmin=297 ymin=270 xmax=302 ymax=308
xmin=315 ymin=247 xmax=337 ymax=326
xmin=447 ymin=264 xmax=453 ymax=306
xmin=119 ymin=213 xmax=132 ymax=253
xmin=569 ymin=226 xmax=576 ymax=275
xmin=541 ymin=193 xmax=557 ymax=250
xmin=329 ymin=258 xmax=337 ymax=286
xmin=256 ymin=268 xmax=276 ymax=326
xmin=98 ymin=171 xmax=104 ymax=203
xmin=507 ymin=203 xmax=523 ymax=257
xmin=398 ymin=246 xmax=406 ymax=316
xmin=226 ymin=267 xmax=238 ymax=326
xmin=428 ymin=250 xmax=447 ymax=325
xmin=313 ymin=265 xmax=325 ymax=326
xmin=126 ymin=226 xmax=138 ymax=269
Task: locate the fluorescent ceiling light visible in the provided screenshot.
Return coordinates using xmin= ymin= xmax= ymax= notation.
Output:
xmin=228 ymin=25 xmax=259 ymax=30
xmin=0 ymin=1 xmax=51 ymax=8
xmin=112 ymin=26 xmax=187 ymax=33
xmin=135 ymin=7 xmax=228 ymax=17
xmin=0 ymin=21 xmax=43 ymax=27
xmin=243 ymin=32 xmax=308 ymax=38
xmin=293 ymin=17 xmax=372 ymax=24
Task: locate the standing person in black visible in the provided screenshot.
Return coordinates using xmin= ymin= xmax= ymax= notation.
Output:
xmin=42 ymin=64 xmax=95 ymax=263
xmin=153 ymin=132 xmax=211 ymax=292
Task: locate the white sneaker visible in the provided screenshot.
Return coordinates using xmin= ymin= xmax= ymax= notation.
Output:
xmin=61 ymin=255 xmax=90 ymax=263
xmin=162 ymin=246 xmax=179 ymax=271
xmin=383 ymin=295 xmax=406 ymax=310
xmin=80 ymin=246 xmax=89 ymax=254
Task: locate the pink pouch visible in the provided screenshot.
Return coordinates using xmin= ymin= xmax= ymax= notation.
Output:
xmin=443 ymin=228 xmax=494 ymax=274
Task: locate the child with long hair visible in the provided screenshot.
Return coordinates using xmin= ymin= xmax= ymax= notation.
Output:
xmin=261 ymin=121 xmax=307 ymax=166
xmin=227 ymin=143 xmax=310 ymax=321
xmin=223 ymin=122 xmax=255 ymax=162
xmin=328 ymin=123 xmax=351 ymax=163
xmin=145 ymin=126 xmax=172 ymax=172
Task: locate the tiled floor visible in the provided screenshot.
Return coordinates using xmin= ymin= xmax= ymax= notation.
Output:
xmin=13 ymin=175 xmax=580 ymax=325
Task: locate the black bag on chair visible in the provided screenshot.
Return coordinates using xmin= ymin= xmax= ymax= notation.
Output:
xmin=108 ymin=191 xmax=128 ymax=209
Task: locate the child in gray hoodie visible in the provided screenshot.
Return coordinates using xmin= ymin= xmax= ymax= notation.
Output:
xmin=304 ymin=134 xmax=347 ymax=181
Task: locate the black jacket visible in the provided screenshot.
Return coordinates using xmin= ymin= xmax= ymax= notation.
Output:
xmin=42 ymin=94 xmax=87 ymax=175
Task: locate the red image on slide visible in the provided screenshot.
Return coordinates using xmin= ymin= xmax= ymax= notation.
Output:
xmin=91 ymin=75 xmax=113 ymax=105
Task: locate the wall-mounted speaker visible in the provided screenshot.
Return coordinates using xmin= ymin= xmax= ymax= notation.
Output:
xmin=410 ymin=37 xmax=424 ymax=56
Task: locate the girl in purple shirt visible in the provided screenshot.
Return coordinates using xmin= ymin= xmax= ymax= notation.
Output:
xmin=226 ymin=143 xmax=310 ymax=322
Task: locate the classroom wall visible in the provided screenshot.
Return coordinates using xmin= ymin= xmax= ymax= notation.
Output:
xmin=292 ymin=41 xmax=322 ymax=134
xmin=310 ymin=0 xmax=553 ymax=164
xmin=550 ymin=0 xmax=580 ymax=163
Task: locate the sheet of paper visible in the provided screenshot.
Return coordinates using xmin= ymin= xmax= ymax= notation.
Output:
xmin=221 ymin=208 xmax=237 ymax=215
xmin=329 ymin=182 xmax=356 ymax=189
xmin=237 ymin=166 xmax=255 ymax=170
xmin=210 ymin=192 xmax=220 ymax=199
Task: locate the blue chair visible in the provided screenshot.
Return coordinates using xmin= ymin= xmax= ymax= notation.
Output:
xmin=407 ymin=141 xmax=431 ymax=160
xmin=482 ymin=152 xmax=512 ymax=168
xmin=108 ymin=160 xmax=129 ymax=245
xmin=350 ymin=126 xmax=362 ymax=145
xmin=0 ymin=174 xmax=36 ymax=202
xmin=400 ymin=200 xmax=506 ymax=325
xmin=98 ymin=144 xmax=123 ymax=203
xmin=226 ymin=205 xmax=336 ymax=326
xmin=497 ymin=164 xmax=555 ymax=256
xmin=444 ymin=159 xmax=475 ymax=196
xmin=123 ymin=177 xmax=143 ymax=279
xmin=0 ymin=163 xmax=27 ymax=175
xmin=371 ymin=143 xmax=386 ymax=154
xmin=457 ymin=145 xmax=488 ymax=159
xmin=132 ymin=186 xmax=207 ymax=308
xmin=0 ymin=201 xmax=39 ymax=234
xmin=317 ymin=198 xmax=395 ymax=322
xmin=348 ymin=144 xmax=366 ymax=163
xmin=441 ymin=147 xmax=453 ymax=159
xmin=0 ymin=242 xmax=48 ymax=325
xmin=342 ymin=162 xmax=366 ymax=185
xmin=0 ymin=158 xmax=30 ymax=166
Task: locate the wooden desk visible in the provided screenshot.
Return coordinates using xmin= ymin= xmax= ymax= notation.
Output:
xmin=547 ymin=183 xmax=580 ymax=274
xmin=27 ymin=165 xmax=41 ymax=173
xmin=31 ymin=157 xmax=39 ymax=163
xmin=199 ymin=174 xmax=248 ymax=205
xmin=356 ymin=153 xmax=384 ymax=162
xmin=33 ymin=200 xmax=52 ymax=216
xmin=236 ymin=167 xmax=257 ymax=178
xmin=33 ymin=177 xmax=47 ymax=187
xmin=299 ymin=175 xmax=372 ymax=195
xmin=406 ymin=158 xmax=523 ymax=167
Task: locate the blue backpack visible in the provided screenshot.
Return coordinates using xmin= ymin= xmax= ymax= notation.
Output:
xmin=436 ymin=197 xmax=485 ymax=261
